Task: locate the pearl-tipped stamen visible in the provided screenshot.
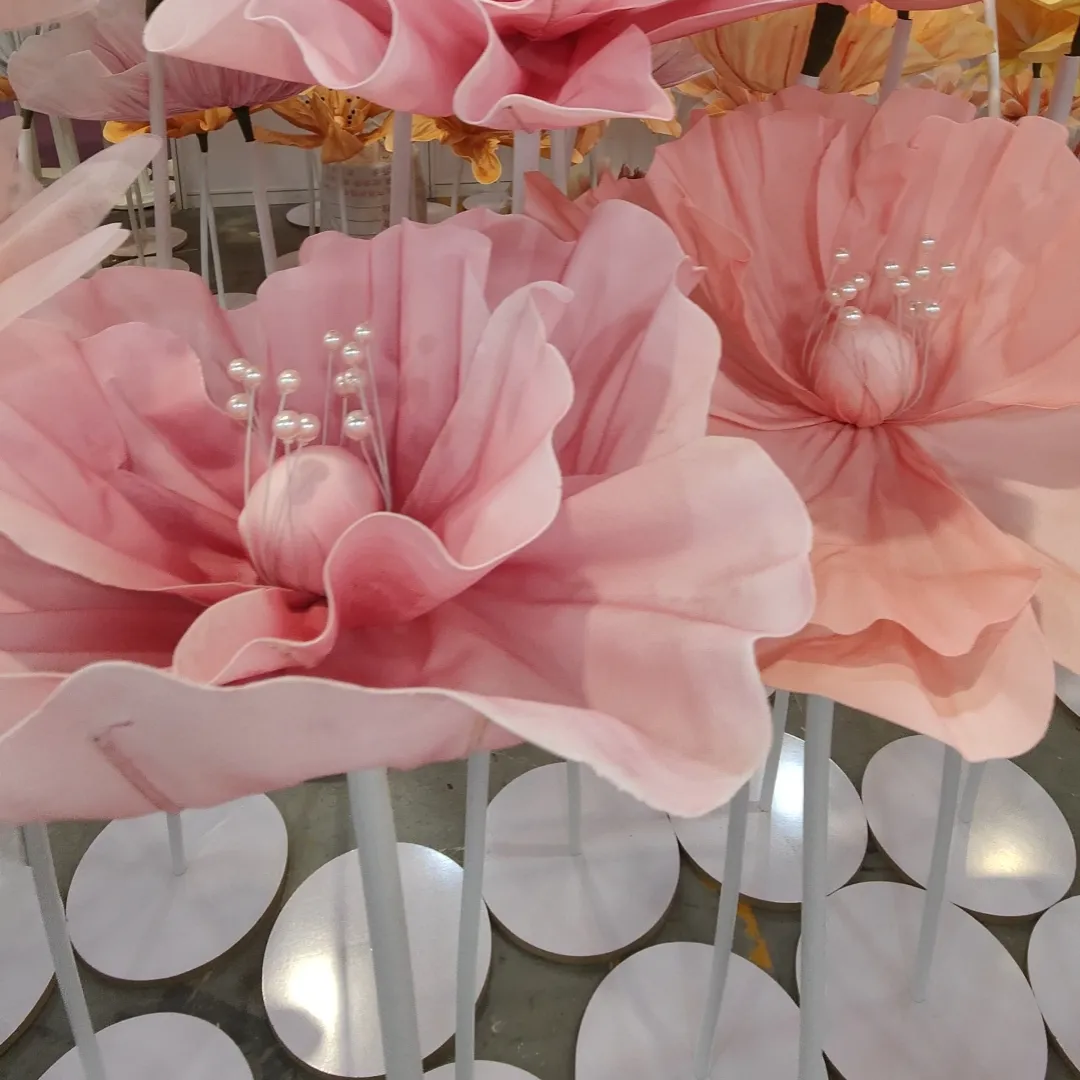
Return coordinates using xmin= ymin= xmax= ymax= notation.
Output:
xmin=323 ymin=330 xmax=343 ymax=349
xmin=276 ymin=369 xmax=301 ymax=395
xmin=827 ymin=287 xmax=845 ymax=306
xmin=333 ymin=372 xmax=354 ymax=397
xmin=939 ymin=262 xmax=957 ymax=276
xmin=907 ymin=300 xmax=923 ymax=316
xmin=893 ymin=277 xmax=912 ymax=295
xmin=840 ymin=306 xmax=863 ymax=324
xmin=914 ymin=265 xmax=932 ymax=281
xmin=834 ymin=248 xmax=851 ymax=264
xmin=343 ymin=410 xmax=373 ymax=441
xmin=851 ymin=272 xmax=870 ymax=291
xmin=883 ymin=261 xmax=901 ymax=278
xmin=354 ymin=325 xmax=373 ymax=339
xmin=272 ymin=410 xmax=302 ymax=442
xmin=227 ymin=359 xmax=250 ymax=382
xmin=922 ymin=301 xmax=942 ymax=319
xmin=297 ymin=414 xmax=321 ymax=444
xmin=242 ymin=367 xmax=264 ymax=390
xmin=919 ymin=236 xmax=936 ymax=250
xmin=839 ymin=282 xmax=858 ymax=300
xmin=342 ymin=341 xmax=364 ymax=364
xmin=226 ymin=393 xmax=251 ymax=421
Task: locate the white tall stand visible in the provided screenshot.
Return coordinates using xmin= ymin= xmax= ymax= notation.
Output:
xmin=511 ymin=132 xmax=541 ymax=215
xmin=147 ymin=52 xmax=172 ymax=270
xmin=390 ymin=112 xmax=414 ymax=227
xmin=879 ymin=13 xmax=911 ymax=101
xmin=66 ymin=796 xmax=287 ymax=982
xmin=234 ymin=107 xmax=279 ymax=278
xmin=262 ymin=769 xmax=491 ymax=1078
xmin=550 ymin=128 xmax=574 ymax=196
xmin=1028 ymin=896 xmax=1080 ymax=1072
xmin=1048 ymin=55 xmax=1080 ymax=125
xmin=575 ymin=781 xmax=817 ymax=1080
xmin=862 ymin=735 xmax=1074 ymax=918
xmin=673 ymin=693 xmax=867 ymax=906
xmin=0 ymin=825 xmax=52 ymax=1054
xmin=482 ymin=762 xmax=679 ymax=960
xmin=798 ymin=737 xmax=1047 ymax=1080
xmin=23 ymin=822 xmax=254 ymax=1080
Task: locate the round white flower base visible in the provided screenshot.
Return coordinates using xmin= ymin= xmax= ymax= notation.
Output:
xmin=1054 ymin=664 xmax=1080 ymax=715
xmin=276 ymin=251 xmax=301 ymax=271
xmin=798 ymin=882 xmax=1046 ymax=1080
xmin=40 ymin=1013 xmax=252 ymax=1080
xmin=862 ymin=735 xmax=1074 ymax=918
xmin=576 ymin=941 xmax=819 ymax=1080
xmin=286 ymin=203 xmax=320 ymax=228
xmin=427 ymin=1062 xmax=539 ymax=1080
xmin=263 ymin=843 xmax=491 ymax=1078
xmin=67 ymin=796 xmax=287 ymax=982
xmin=114 ymin=226 xmax=187 ymax=259
xmin=673 ymin=733 xmax=867 ymax=906
xmin=0 ymin=854 xmax=52 ymax=1053
xmin=482 ymin=763 xmax=680 ymax=960
xmin=221 ymin=293 xmax=257 ymax=310
xmin=1028 ymin=896 xmax=1080 ymax=1071
xmin=115 ymin=256 xmax=191 ymax=271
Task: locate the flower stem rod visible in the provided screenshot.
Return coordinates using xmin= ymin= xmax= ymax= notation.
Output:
xmin=235 ymin=107 xmax=280 ymax=277
xmin=147 ymin=50 xmax=172 ymax=270
xmin=757 ymin=690 xmax=790 ymax=812
xmin=801 ymin=5 xmax=848 ymax=79
xmin=879 ymin=13 xmax=911 ymax=102
xmin=390 ymin=112 xmax=414 ymax=226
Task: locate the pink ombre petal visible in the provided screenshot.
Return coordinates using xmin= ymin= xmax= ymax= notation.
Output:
xmin=171 ymin=587 xmax=330 ymax=685
xmin=0 ymin=0 xmax=95 ymax=29
xmin=453 ymin=22 xmax=674 ymax=129
xmin=762 ymin=607 xmax=1054 ymax=762
xmin=0 ymin=536 xmax=197 ymax=675
xmin=522 ymin=173 xmax=593 ymax=241
xmin=743 ymin=420 xmax=1039 ymax=656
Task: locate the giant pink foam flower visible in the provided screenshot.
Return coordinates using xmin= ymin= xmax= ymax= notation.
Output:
xmin=0 ymin=115 xmax=157 ymax=333
xmin=9 ymin=0 xmax=306 ymax=122
xmin=143 ymin=0 xmax=866 ymax=131
xmin=0 ymin=201 xmax=813 ymax=824
xmin=527 ymin=87 xmax=1080 ymax=762
xmin=0 ymin=0 xmax=97 ymax=30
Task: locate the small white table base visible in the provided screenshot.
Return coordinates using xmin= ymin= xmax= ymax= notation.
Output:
xmin=576 ymin=941 xmax=820 ymax=1080
xmin=115 ymin=256 xmax=191 ymax=271
xmin=1028 ymin=896 xmax=1080 ymax=1071
xmin=114 ymin=226 xmax=187 ymax=260
xmin=1054 ymin=664 xmax=1080 ymax=716
xmin=426 ymin=1063 xmax=538 ymax=1080
xmin=222 ymin=293 xmax=257 ymax=310
xmin=673 ymin=734 xmax=867 ymax=906
xmin=0 ymin=855 xmax=52 ymax=1052
xmin=862 ymin=735 xmax=1074 ymax=918
xmin=286 ymin=203 xmax=320 ymax=229
xmin=40 ymin=1013 xmax=252 ymax=1080
xmin=799 ymin=881 xmax=1047 ymax=1080
xmin=67 ymin=796 xmax=288 ymax=982
xmin=483 ymin=763 xmax=680 ymax=960
xmin=263 ymin=843 xmax=491 ymax=1078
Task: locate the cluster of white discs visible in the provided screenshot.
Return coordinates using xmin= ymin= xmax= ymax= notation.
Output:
xmin=823 ymin=238 xmax=957 ymax=326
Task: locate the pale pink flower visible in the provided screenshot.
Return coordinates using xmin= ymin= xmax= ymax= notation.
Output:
xmin=0 ymin=201 xmax=812 ymax=823
xmin=0 ymin=0 xmax=96 ymax=31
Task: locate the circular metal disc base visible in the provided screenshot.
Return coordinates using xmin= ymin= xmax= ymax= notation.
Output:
xmin=673 ymin=734 xmax=867 ymax=906
xmin=263 ymin=843 xmax=491 ymax=1078
xmin=800 ymin=882 xmax=1046 ymax=1080
xmin=0 ymin=856 xmax=52 ymax=1053
xmin=276 ymin=251 xmax=301 ymax=271
xmin=114 ymin=256 xmax=191 ymax=271
xmin=862 ymin=735 xmax=1074 ymax=918
xmin=286 ymin=203 xmax=320 ymax=228
xmin=427 ymin=1063 xmax=538 ymax=1079
xmin=576 ymin=941 xmax=821 ymax=1080
xmin=40 ymin=1013 xmax=252 ymax=1079
xmin=114 ymin=226 xmax=187 ymax=259
xmin=67 ymin=796 xmax=287 ymax=982
xmin=221 ymin=292 xmax=256 ymax=310
xmin=1028 ymin=896 xmax=1080 ymax=1070
xmin=483 ymin=763 xmax=680 ymax=960
xmin=1055 ymin=664 xmax=1080 ymax=715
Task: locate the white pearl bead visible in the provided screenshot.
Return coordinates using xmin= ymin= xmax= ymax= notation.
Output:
xmin=226 ymin=393 xmax=251 ymax=421
xmin=939 ymin=262 xmax=957 ymax=276
xmin=323 ymin=330 xmax=343 ymax=349
xmin=920 ymin=236 xmax=936 ymax=249
xmin=354 ymin=324 xmax=373 ymax=339
xmin=341 ymin=341 xmax=364 ymax=363
xmin=343 ymin=410 xmax=372 ymax=441
xmin=883 ymin=261 xmax=901 ymax=278
xmin=272 ymin=410 xmax=301 ymax=442
xmin=297 ymin=413 xmax=321 ymax=444
xmin=333 ymin=372 xmax=353 ymax=397
xmin=840 ymin=306 xmax=863 ymax=324
xmin=913 ymin=265 xmax=932 ymax=281
xmin=242 ymin=367 xmax=264 ymax=390
xmin=834 ymin=248 xmax=851 ymax=264
xmin=907 ymin=300 xmax=923 ymax=316
xmin=227 ymin=359 xmax=250 ymax=383
xmin=827 ymin=287 xmax=845 ymax=306
xmin=276 ymin=369 xmax=301 ymax=394
xmin=922 ymin=301 xmax=942 ymax=319
xmin=344 ymin=367 xmax=366 ymax=391
xmin=893 ymin=277 xmax=912 ymax=295
xmin=839 ymin=282 xmax=858 ymax=300
xmin=851 ymin=272 xmax=870 ymax=291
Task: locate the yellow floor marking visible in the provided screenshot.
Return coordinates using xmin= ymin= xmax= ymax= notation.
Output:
xmin=738 ymin=902 xmax=774 ymax=973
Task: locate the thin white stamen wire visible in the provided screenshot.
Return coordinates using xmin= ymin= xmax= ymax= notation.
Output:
xmin=359 ymin=337 xmax=392 ymax=508
xmin=322 ymin=339 xmax=338 ymax=444
xmin=243 ymin=390 xmax=256 ymax=501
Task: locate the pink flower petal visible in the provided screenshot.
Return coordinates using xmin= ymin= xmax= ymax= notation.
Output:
xmin=0 ymin=0 xmax=95 ymax=30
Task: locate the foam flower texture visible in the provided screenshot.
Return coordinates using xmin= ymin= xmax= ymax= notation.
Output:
xmin=143 ymin=0 xmax=862 ymax=132
xmin=527 ymin=86 xmax=1080 ymax=762
xmin=0 ymin=0 xmax=97 ymax=31
xmin=8 ymin=0 xmax=307 ymax=122
xmin=679 ymin=3 xmax=993 ymax=112
xmin=0 ymin=201 xmax=813 ymax=823
xmin=0 ymin=117 xmax=157 ymax=333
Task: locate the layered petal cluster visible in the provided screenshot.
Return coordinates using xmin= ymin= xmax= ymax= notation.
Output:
xmin=0 ymin=200 xmax=813 ymax=824
xmin=9 ymin=0 xmax=307 ymax=122
xmin=143 ymin=0 xmax=853 ymax=131
xmin=0 ymin=116 xmax=158 ymax=332
xmin=528 ymin=87 xmax=1080 ymax=760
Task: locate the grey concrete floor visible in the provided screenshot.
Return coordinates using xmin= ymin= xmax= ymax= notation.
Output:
xmin=3 ymin=207 xmax=1079 ymax=1080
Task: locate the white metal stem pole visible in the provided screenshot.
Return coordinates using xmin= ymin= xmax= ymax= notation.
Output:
xmin=879 ymin=14 xmax=911 ymax=101
xmin=390 ymin=112 xmax=414 ymax=226
xmin=512 ymin=131 xmax=541 ymax=215
xmin=455 ymin=752 xmax=491 ymax=1080
xmin=550 ymin=127 xmax=574 ymax=195
xmin=338 ymin=168 xmax=350 ymax=237
xmin=1029 ymin=69 xmax=1043 ymax=115
xmin=983 ymin=0 xmax=1002 ymax=118
xmin=798 ymin=694 xmax=834 ymax=1080
xmin=166 ymin=813 xmax=186 ymax=876
xmin=306 ymin=150 xmax=318 ymax=235
xmin=796 ymin=73 xmax=821 ymax=88
xmin=347 ymin=769 xmax=424 ymax=1080
xmin=125 ymin=187 xmax=146 ymax=266
xmin=23 ymin=823 xmax=109 ymax=1080
xmin=249 ymin=141 xmax=279 ymax=275
xmin=566 ymin=761 xmax=583 ymax=857
xmin=198 ymin=151 xmax=210 ymax=284
xmin=451 ymin=156 xmax=464 ymax=214
xmin=1048 ymin=55 xmax=1080 ymax=125
xmin=958 ymin=760 xmax=986 ymax=826
xmin=692 ymin=781 xmax=752 ymax=1080
xmin=147 ymin=51 xmax=171 ymax=269
xmin=757 ymin=690 xmax=790 ymax=812
xmin=912 ymin=746 xmax=963 ymax=1003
